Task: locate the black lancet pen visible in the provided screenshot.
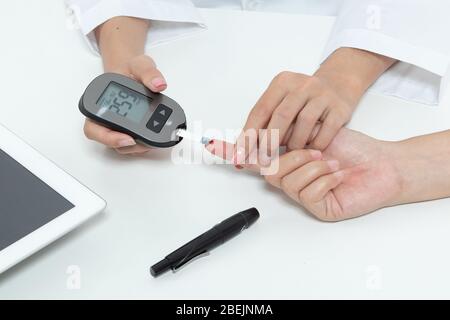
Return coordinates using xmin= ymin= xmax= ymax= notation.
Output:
xmin=150 ymin=207 xmax=260 ymax=277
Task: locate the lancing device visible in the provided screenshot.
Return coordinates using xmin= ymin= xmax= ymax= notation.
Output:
xmin=150 ymin=207 xmax=260 ymax=277
xmin=79 ymin=73 xmax=209 ymax=148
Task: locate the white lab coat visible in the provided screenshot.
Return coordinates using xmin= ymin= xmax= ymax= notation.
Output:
xmin=66 ymin=0 xmax=450 ymax=105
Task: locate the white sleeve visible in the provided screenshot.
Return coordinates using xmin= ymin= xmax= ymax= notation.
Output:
xmin=322 ymin=0 xmax=450 ymax=105
xmin=65 ymin=0 xmax=205 ymax=54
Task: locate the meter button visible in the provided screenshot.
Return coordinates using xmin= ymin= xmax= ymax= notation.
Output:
xmin=156 ymin=104 xmax=173 ymax=120
xmin=147 ymin=118 xmax=164 ymax=133
xmin=146 ymin=104 xmax=173 ymax=133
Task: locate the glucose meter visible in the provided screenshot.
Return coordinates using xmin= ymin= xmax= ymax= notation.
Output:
xmin=79 ymin=73 xmax=186 ymax=148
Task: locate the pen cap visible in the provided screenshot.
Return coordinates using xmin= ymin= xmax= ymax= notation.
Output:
xmin=150 ymin=258 xmax=172 ymax=277
xmin=217 ymin=207 xmax=260 ymax=243
xmin=240 ymin=207 xmax=259 ymax=228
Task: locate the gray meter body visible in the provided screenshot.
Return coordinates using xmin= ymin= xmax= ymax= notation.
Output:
xmin=79 ymin=73 xmax=186 ymax=148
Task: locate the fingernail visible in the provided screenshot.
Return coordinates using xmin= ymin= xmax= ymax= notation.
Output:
xmin=205 ymin=140 xmax=215 ymax=153
xmin=327 ymin=160 xmax=339 ymax=171
xmin=310 ymin=149 xmax=322 ymax=160
xmin=150 ymin=77 xmax=167 ymax=89
xmin=117 ymin=139 xmax=136 ymax=148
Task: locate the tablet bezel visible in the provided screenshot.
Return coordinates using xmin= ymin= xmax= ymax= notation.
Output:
xmin=0 ymin=124 xmax=106 ymax=274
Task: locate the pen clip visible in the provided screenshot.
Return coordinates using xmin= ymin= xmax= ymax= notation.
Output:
xmin=172 ymin=250 xmax=210 ymax=273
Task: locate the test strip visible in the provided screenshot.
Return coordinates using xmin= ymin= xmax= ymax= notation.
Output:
xmin=175 ymin=129 xmax=211 ymax=145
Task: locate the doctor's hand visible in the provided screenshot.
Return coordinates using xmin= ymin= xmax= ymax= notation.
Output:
xmin=83 ymin=16 xmax=165 ymax=155
xmin=206 ymin=128 xmax=403 ymax=221
xmin=242 ymin=71 xmax=355 ymax=158
xmin=233 ymin=48 xmax=396 ymax=166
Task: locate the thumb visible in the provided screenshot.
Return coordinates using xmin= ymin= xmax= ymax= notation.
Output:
xmin=130 ymin=55 xmax=167 ymax=92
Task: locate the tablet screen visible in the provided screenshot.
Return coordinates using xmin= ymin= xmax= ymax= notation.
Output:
xmin=0 ymin=149 xmax=74 ymax=251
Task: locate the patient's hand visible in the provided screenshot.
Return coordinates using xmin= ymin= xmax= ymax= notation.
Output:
xmin=206 ymin=128 xmax=402 ymax=221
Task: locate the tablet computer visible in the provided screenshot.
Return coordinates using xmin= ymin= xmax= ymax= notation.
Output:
xmin=0 ymin=124 xmax=106 ymax=274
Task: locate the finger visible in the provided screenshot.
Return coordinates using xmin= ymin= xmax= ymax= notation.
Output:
xmin=299 ymin=170 xmax=344 ymax=205
xmin=307 ymin=123 xmax=322 ymax=146
xmin=280 ymin=159 xmax=340 ymax=201
xmin=234 ymin=72 xmax=295 ymax=165
xmin=285 ymin=122 xmax=322 ymax=151
xmin=310 ymin=108 xmax=349 ymax=150
xmin=84 ymin=119 xmax=136 ymax=148
xmin=205 ymin=139 xmax=234 ymax=161
xmin=287 ymin=98 xmax=327 ymax=150
xmin=114 ymin=144 xmax=151 ymax=155
xmin=259 ymin=91 xmax=309 ymax=166
xmin=234 ymin=129 xmax=257 ymax=166
xmin=205 ymin=139 xmax=260 ymax=172
xmin=280 ymin=124 xmax=294 ymax=146
xmin=129 ymin=55 xmax=167 ymax=92
xmin=264 ymin=149 xmax=322 ymax=188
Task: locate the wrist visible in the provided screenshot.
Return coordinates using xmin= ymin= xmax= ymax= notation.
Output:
xmin=371 ymin=129 xmax=450 ymax=208
xmin=314 ymin=68 xmax=364 ymax=108
xmin=362 ymin=139 xmax=407 ymax=208
xmin=386 ymin=138 xmax=438 ymax=205
xmin=314 ymin=47 xmax=396 ymax=107
xmin=95 ymin=16 xmax=149 ymax=73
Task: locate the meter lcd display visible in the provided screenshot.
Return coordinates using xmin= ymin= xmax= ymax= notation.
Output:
xmin=96 ymin=82 xmax=153 ymax=123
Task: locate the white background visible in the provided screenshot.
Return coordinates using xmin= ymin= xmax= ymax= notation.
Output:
xmin=0 ymin=0 xmax=450 ymax=299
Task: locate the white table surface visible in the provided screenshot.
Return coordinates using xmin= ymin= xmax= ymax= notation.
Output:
xmin=1 ymin=1 xmax=450 ymax=299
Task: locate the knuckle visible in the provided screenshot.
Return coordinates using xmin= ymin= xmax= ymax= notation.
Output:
xmin=330 ymin=101 xmax=349 ymax=116
xmin=311 ymin=139 xmax=327 ymax=150
xmin=250 ymin=104 xmax=271 ymax=118
xmin=299 ymin=111 xmax=316 ymax=125
xmin=273 ymin=71 xmax=294 ymax=85
xmin=298 ymin=190 xmax=310 ymax=203
xmin=312 ymin=96 xmax=329 ymax=107
xmin=273 ymin=107 xmax=293 ymax=121
xmin=130 ymin=57 xmax=157 ymax=77
xmin=134 ymin=54 xmax=156 ymax=66
xmin=290 ymin=90 xmax=306 ymax=103
xmin=279 ymin=176 xmax=290 ymax=192
xmin=128 ymin=55 xmax=141 ymax=69
xmin=290 ymin=149 xmax=308 ymax=161
xmin=308 ymin=163 xmax=324 ymax=177
xmin=141 ymin=67 xmax=160 ymax=80
xmin=302 ymin=76 xmax=321 ymax=90
xmin=339 ymin=106 xmax=352 ymax=123
xmin=326 ymin=116 xmax=342 ymax=130
xmin=287 ymin=139 xmax=301 ymax=151
xmin=280 ymin=177 xmax=296 ymax=195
